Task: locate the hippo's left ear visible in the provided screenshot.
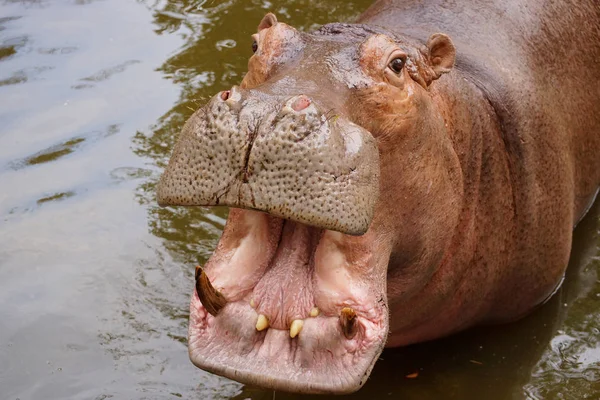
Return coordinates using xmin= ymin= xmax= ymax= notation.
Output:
xmin=258 ymin=13 xmax=278 ymax=31
xmin=426 ymin=33 xmax=456 ymax=80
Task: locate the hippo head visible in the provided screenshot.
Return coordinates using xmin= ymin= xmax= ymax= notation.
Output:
xmin=157 ymin=13 xmax=458 ymax=394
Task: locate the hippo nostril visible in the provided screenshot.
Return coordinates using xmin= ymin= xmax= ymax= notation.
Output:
xmin=220 ymin=90 xmax=230 ymax=101
xmin=291 ymin=95 xmax=311 ymax=112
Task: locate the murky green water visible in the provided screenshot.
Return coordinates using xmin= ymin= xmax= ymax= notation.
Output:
xmin=0 ymin=1 xmax=598 ymax=399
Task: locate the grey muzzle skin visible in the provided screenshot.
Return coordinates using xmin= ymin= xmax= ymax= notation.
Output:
xmin=156 ymin=86 xmax=380 ymax=236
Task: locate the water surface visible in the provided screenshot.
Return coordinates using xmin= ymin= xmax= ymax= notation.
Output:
xmin=0 ymin=1 xmax=598 ymax=399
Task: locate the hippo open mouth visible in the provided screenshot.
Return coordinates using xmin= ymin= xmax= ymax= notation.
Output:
xmin=185 ymin=210 xmax=389 ymax=394
xmin=156 ymin=82 xmax=387 ymax=393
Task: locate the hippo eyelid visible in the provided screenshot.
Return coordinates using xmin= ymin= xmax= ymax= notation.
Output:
xmin=384 ymin=50 xmax=407 ymax=72
xmin=388 ymin=57 xmax=405 ymax=74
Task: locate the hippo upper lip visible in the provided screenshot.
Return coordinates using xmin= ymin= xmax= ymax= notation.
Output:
xmin=155 ymin=86 xmax=380 ymax=236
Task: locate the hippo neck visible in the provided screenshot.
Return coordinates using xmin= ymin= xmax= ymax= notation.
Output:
xmin=386 ymin=68 xmax=523 ymax=345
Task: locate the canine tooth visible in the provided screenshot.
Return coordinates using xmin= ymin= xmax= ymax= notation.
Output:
xmin=309 ymin=307 xmax=319 ymax=317
xmin=339 ymin=307 xmax=358 ymax=340
xmin=256 ymin=314 xmax=269 ymax=331
xmin=195 ymin=266 xmax=227 ymax=317
xmin=290 ymin=319 xmax=304 ymax=338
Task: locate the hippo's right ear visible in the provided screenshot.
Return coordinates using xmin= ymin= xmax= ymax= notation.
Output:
xmin=258 ymin=13 xmax=278 ymax=31
xmin=425 ymin=33 xmax=456 ymax=80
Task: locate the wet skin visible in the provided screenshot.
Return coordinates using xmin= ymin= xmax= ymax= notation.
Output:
xmin=157 ymin=0 xmax=600 ymax=394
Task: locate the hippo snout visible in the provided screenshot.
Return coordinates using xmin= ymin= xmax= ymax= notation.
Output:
xmin=156 ymin=86 xmax=380 ymax=235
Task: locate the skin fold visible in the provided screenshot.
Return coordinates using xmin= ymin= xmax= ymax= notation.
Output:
xmin=157 ymin=0 xmax=600 ymax=394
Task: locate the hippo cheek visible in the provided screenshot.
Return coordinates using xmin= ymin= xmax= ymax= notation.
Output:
xmin=156 ymin=87 xmax=380 ymax=236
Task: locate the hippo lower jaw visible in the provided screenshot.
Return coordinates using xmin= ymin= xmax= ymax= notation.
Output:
xmin=188 ymin=209 xmax=389 ymax=394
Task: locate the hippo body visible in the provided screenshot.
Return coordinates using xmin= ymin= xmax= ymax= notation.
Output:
xmin=360 ymin=0 xmax=600 ymax=343
xmin=157 ymin=0 xmax=600 ymax=394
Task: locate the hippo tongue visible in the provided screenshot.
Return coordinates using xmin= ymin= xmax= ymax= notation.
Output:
xmin=250 ymin=220 xmax=318 ymax=330
xmin=187 ymin=209 xmax=389 ymax=394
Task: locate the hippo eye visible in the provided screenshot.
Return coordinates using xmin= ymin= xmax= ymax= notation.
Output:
xmin=252 ymin=40 xmax=258 ymax=53
xmin=388 ymin=57 xmax=405 ymax=74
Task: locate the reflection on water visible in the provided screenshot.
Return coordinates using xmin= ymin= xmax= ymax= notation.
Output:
xmin=0 ymin=0 xmax=598 ymax=399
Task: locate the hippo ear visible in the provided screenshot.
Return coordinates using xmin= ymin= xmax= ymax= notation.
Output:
xmin=426 ymin=33 xmax=456 ymax=79
xmin=258 ymin=13 xmax=278 ymax=31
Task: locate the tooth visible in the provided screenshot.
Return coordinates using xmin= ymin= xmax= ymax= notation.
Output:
xmin=290 ymin=319 xmax=304 ymax=338
xmin=309 ymin=307 xmax=319 ymax=317
xmin=195 ymin=266 xmax=227 ymax=317
xmin=256 ymin=314 xmax=269 ymax=331
xmin=340 ymin=307 xmax=358 ymax=340
xmin=250 ymin=298 xmax=256 ymax=308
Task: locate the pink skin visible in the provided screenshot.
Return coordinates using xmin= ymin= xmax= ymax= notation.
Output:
xmin=220 ymin=90 xmax=230 ymax=101
xmin=291 ymin=95 xmax=311 ymax=112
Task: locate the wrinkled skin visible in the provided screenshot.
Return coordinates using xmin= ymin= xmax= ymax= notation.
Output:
xmin=156 ymin=0 xmax=600 ymax=394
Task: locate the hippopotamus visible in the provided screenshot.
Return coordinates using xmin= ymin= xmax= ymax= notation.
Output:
xmin=156 ymin=0 xmax=600 ymax=394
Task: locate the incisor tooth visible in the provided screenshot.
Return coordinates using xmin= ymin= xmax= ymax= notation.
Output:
xmin=290 ymin=319 xmax=304 ymax=338
xmin=256 ymin=314 xmax=269 ymax=331
xmin=309 ymin=307 xmax=319 ymax=317
xmin=250 ymin=298 xmax=256 ymax=308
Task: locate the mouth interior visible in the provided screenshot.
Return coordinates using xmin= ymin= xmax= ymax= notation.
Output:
xmin=188 ymin=209 xmax=388 ymax=394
